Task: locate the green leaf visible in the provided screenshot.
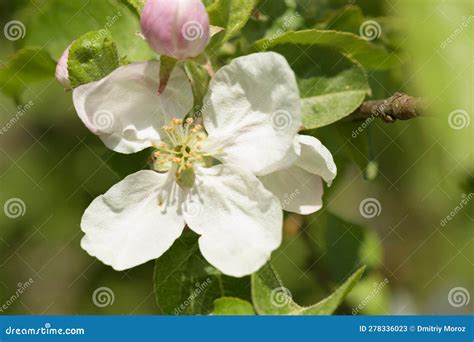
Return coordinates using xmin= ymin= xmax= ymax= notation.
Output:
xmin=18 ymin=0 xmax=153 ymax=61
xmin=154 ymin=230 xmax=251 ymax=315
xmin=240 ymin=1 xmax=294 ymax=44
xmin=298 ymin=265 xmax=366 ymax=315
xmin=212 ymin=297 xmax=255 ymax=315
xmin=0 ymin=48 xmax=56 ymax=99
xmin=295 ymin=0 xmax=350 ymax=25
xmin=251 ymin=263 xmax=300 ymax=315
xmin=67 ymin=31 xmax=121 ymax=88
xmin=346 ymin=273 xmax=390 ymax=315
xmin=318 ymin=7 xmax=405 ymax=51
xmin=251 ymin=263 xmax=366 ymax=315
xmin=119 ymin=0 xmax=145 ymax=16
xmin=324 ymin=214 xmax=381 ymax=280
xmin=203 ymin=0 xmax=216 ymax=7
xmin=268 ymin=44 xmax=370 ymax=129
xmin=207 ymin=0 xmax=257 ymax=46
xmin=303 ymin=211 xmax=382 ymax=283
xmin=317 ymin=5 xmax=365 ymax=34
xmin=256 ymin=29 xmax=400 ymax=70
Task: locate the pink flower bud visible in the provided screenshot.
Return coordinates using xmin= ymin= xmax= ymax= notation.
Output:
xmin=55 ymin=46 xmax=72 ymax=89
xmin=140 ymin=0 xmax=210 ymax=60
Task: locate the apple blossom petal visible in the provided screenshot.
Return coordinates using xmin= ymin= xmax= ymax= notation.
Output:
xmin=260 ymin=135 xmax=336 ymax=215
xmin=81 ymin=170 xmax=185 ymax=271
xmin=55 ymin=45 xmax=72 ymax=89
xmin=183 ymin=164 xmax=283 ymax=277
xmin=260 ymin=164 xmax=324 ymax=215
xmin=73 ymin=61 xmax=193 ymax=154
xmin=296 ymin=135 xmax=337 ymax=185
xmin=202 ymin=52 xmax=301 ymax=176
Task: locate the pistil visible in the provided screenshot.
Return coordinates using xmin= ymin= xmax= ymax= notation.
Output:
xmin=151 ymin=117 xmax=206 ymax=188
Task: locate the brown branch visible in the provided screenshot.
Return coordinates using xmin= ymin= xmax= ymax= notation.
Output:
xmin=349 ymin=92 xmax=425 ymax=123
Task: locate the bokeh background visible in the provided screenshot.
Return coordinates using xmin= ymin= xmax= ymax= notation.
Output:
xmin=0 ymin=0 xmax=472 ymax=315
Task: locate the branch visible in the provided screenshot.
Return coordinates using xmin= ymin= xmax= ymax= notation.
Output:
xmin=349 ymin=92 xmax=425 ymax=123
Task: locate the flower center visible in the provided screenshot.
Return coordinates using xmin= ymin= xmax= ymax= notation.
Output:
xmin=151 ymin=117 xmax=206 ymax=188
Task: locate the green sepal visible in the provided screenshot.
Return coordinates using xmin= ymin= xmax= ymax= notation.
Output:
xmin=67 ymin=30 xmax=121 ymax=88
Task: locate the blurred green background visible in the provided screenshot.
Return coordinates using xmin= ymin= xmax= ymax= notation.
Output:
xmin=0 ymin=0 xmax=472 ymax=315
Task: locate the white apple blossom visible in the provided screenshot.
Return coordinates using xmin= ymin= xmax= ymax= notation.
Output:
xmin=72 ymin=52 xmax=336 ymax=277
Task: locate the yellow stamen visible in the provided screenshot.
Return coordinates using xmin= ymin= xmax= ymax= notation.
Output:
xmin=153 ymin=118 xmax=210 ymax=187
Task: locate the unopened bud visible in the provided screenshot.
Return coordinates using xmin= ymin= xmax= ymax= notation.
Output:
xmin=140 ymin=0 xmax=210 ymax=60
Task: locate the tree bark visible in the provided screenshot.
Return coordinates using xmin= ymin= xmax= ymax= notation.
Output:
xmin=349 ymin=92 xmax=424 ymax=123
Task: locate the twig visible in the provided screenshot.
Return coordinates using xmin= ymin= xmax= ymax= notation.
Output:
xmin=349 ymin=92 xmax=424 ymax=123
